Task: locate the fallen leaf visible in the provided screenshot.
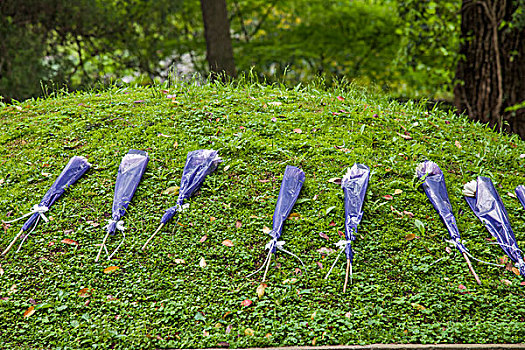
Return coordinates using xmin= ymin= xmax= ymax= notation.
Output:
xmin=391 ymin=205 xmax=402 ymax=217
xmin=199 ymin=235 xmax=207 ymax=243
xmin=265 ymin=333 xmax=272 ymax=338
xmin=508 ymin=192 xmax=517 ymax=198
xmin=511 ymin=267 xmax=520 ymax=276
xmin=87 ymin=221 xmax=100 ymax=228
xmin=103 ymin=266 xmax=119 ymax=274
xmin=287 ymin=212 xmax=300 ymax=219
xmin=403 ymin=211 xmax=414 ymax=217
xmin=405 ymin=233 xmax=416 ymax=241
xmin=458 ymin=284 xmax=466 ymax=290
xmin=203 ymin=330 xmax=210 ymax=336
xmin=293 ymin=128 xmax=302 ymax=134
xmin=328 ymin=177 xmax=342 ymax=185
xmin=174 ymin=259 xmax=185 ymax=264
xmin=210 ymin=217 xmax=216 ymax=221
xmin=222 ymin=239 xmax=234 ymax=247
xmin=61 ymin=239 xmax=79 ymax=246
xmin=283 ymin=278 xmax=298 ymax=284
xmin=225 ymin=324 xmax=233 ymax=334
xmin=394 ymin=189 xmax=403 ymax=195
xmin=294 ymin=268 xmax=302 ymax=275
xmin=499 ymin=256 xmax=509 ymax=265
xmin=344 ymin=312 xmax=352 ymax=318
xmin=319 ymin=233 xmax=329 ymax=240
xmin=328 ymin=221 xmax=336 ymax=226
xmin=0 ymin=265 xmax=3 ymax=276
xmin=217 ymin=342 xmax=230 ymax=348
xmin=268 ymin=101 xmax=282 ymax=106
xmin=336 ymin=96 xmax=345 ymax=101
xmin=411 ymin=303 xmax=426 ymax=310
xmin=520 ymin=282 xmax=525 ymax=286
xmin=223 ymin=165 xmax=230 ymax=171
xmin=316 ymin=261 xmax=323 ymax=269
xmin=244 ymin=328 xmax=255 ymax=336
xmin=235 ymin=220 xmax=242 ymax=228
xmin=241 ymin=299 xmax=252 ymax=307
xmin=23 ymin=306 xmax=35 ymax=318
xmin=397 ymin=132 xmax=412 ymax=140
xmin=262 ymin=226 xmax=271 ymax=234
xmin=199 ymin=257 xmax=207 ymax=268
xmin=78 ymin=288 xmax=91 ymax=297
xmin=9 ymin=284 xmax=17 ymax=294
xmin=455 ymin=140 xmax=462 ymax=149
xmin=256 ymin=283 xmax=267 ymax=298
xmin=501 ymin=279 xmax=512 ymax=286
xmin=325 ymin=206 xmax=336 ymax=215
xmin=317 ymin=247 xmax=335 ymax=255
xmin=383 ymin=195 xmax=393 ymax=200
xmin=312 ymin=338 xmax=317 ymax=346
xmin=162 ymin=186 xmax=179 ymax=195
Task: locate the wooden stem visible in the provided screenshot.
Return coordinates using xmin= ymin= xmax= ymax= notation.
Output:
xmin=142 ymin=223 xmax=164 ymax=251
xmin=261 ymin=252 xmax=273 ymax=282
xmin=462 ymin=252 xmax=481 ymax=285
xmin=2 ymin=229 xmax=24 ymax=256
xmin=95 ymin=231 xmax=111 ymax=263
xmin=343 ymin=259 xmax=351 ymax=293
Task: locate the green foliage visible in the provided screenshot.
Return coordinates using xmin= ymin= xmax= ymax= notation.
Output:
xmin=394 ymin=0 xmax=461 ymax=99
xmin=1 ymin=0 xmax=464 ymax=103
xmin=231 ymin=0 xmax=402 ymax=89
xmin=1 ymin=80 xmax=525 ymax=348
xmin=0 ymin=0 xmax=187 ymax=101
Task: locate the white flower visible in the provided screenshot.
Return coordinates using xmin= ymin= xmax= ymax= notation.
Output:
xmin=463 ymin=180 xmax=477 ymax=197
xmin=415 ymin=161 xmax=440 ymax=178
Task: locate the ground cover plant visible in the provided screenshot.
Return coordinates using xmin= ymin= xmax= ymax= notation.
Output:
xmin=0 ymin=79 xmax=525 ymax=348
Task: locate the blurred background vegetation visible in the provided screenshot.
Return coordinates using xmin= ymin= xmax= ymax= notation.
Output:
xmin=0 ymin=0 xmax=523 ymax=137
xmin=0 ymin=0 xmax=461 ymax=101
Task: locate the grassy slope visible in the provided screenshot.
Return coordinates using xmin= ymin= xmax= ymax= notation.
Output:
xmin=0 ymin=81 xmax=524 ymax=349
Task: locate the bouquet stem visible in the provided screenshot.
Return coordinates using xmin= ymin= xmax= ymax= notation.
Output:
xmin=462 ymin=252 xmax=481 ymax=285
xmin=2 ymin=229 xmax=23 ymax=256
xmin=343 ymin=259 xmax=351 ymax=293
xmin=262 ymin=253 xmax=273 ymax=282
xmin=95 ymin=231 xmax=111 ymax=262
xmin=142 ymin=223 xmax=164 ymax=251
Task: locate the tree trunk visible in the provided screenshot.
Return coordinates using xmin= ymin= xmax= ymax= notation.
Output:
xmin=200 ymin=0 xmax=236 ymax=79
xmin=454 ymin=0 xmax=525 ymax=138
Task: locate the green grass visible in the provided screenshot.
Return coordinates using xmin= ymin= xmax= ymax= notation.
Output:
xmin=1 ymin=79 xmax=525 ymax=349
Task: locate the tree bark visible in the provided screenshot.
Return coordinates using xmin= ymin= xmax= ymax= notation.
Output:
xmin=454 ymin=0 xmax=525 ymax=138
xmin=200 ymin=0 xmax=236 ymax=79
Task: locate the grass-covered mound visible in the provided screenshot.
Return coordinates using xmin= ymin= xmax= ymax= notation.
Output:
xmin=1 ymin=81 xmax=524 ymax=348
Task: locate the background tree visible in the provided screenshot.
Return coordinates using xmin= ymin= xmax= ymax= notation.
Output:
xmin=454 ymin=0 xmax=525 ymax=137
xmin=200 ymin=0 xmax=236 ymax=78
